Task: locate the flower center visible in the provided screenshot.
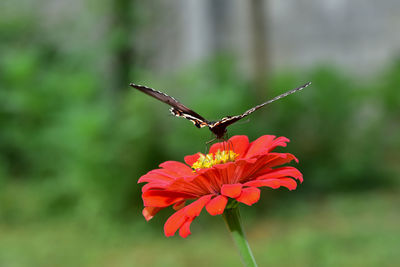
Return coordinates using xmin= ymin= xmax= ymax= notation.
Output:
xmin=191 ymin=150 xmax=238 ymax=170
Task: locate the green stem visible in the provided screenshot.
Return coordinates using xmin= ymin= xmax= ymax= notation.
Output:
xmin=222 ymin=207 xmax=258 ymax=267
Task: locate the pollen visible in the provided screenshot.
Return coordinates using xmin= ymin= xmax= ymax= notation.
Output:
xmin=192 ymin=150 xmax=239 ymax=170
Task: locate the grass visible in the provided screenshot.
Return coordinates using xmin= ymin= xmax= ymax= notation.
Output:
xmin=0 ymin=190 xmax=399 ymax=267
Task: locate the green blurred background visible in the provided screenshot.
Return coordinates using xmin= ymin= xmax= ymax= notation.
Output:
xmin=1 ymin=1 xmax=399 ymax=266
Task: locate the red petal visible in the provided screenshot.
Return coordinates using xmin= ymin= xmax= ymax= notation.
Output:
xmin=142 ymin=207 xmax=162 ymax=221
xmin=255 ymin=166 xmax=303 ymax=182
xmin=185 ymin=195 xmax=212 ymax=217
xmin=278 ymin=178 xmax=298 ymax=190
xmin=164 ymin=195 xmax=212 ymax=237
xmin=221 ymin=184 xmax=243 ymax=198
xmin=244 ymin=179 xmax=281 ymax=188
xmin=159 ymin=161 xmax=194 ymax=176
xmin=213 ymin=161 xmax=239 ymax=184
xmin=236 ymin=187 xmax=260 ymax=205
xmin=244 ymin=178 xmax=298 ymax=190
xmin=142 ymin=179 xmax=176 ymax=192
xmin=179 ymin=219 xmax=192 ymax=238
xmin=173 ymin=200 xmax=186 ymax=210
xmin=228 ymin=135 xmax=250 ymax=156
xmin=184 ymin=153 xmax=201 ymax=166
xmin=166 ymin=177 xmax=207 ymax=195
xmin=252 ymin=153 xmax=298 ymax=170
xmin=209 ymin=141 xmax=227 ymax=154
xmin=268 ymin=136 xmax=290 ymax=151
xmin=142 ymin=190 xmax=195 ymax=207
xmin=164 ymin=208 xmax=186 ymax=237
xmin=245 ymin=135 xmax=276 ymax=158
xmin=206 ymin=195 xmax=228 ymax=215
xmin=138 ymin=169 xmax=177 ymax=183
xmin=265 ymin=153 xmax=299 ymax=166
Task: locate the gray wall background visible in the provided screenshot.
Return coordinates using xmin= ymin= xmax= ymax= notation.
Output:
xmin=134 ymin=0 xmax=400 ymax=76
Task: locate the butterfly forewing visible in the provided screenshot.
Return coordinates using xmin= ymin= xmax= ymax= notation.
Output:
xmin=240 ymin=82 xmax=311 ymax=118
xmin=207 ymin=82 xmax=311 ymax=138
xmin=129 ymin=83 xmax=209 ymax=122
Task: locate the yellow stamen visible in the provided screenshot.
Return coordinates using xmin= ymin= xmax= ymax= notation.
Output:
xmin=192 ymin=150 xmax=238 ymax=170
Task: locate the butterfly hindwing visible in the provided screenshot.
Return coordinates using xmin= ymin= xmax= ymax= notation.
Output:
xmin=169 ymin=107 xmax=209 ymax=128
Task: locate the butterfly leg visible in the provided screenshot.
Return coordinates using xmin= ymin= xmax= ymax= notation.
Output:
xmin=201 ymin=134 xmax=217 ymax=166
xmin=203 ymin=139 xmax=211 ymax=155
xmin=219 ymin=133 xmax=235 ymax=161
xmin=206 ymin=137 xmax=217 ymax=145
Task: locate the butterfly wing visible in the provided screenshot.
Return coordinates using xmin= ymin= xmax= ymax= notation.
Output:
xmin=209 ymin=82 xmax=311 ymax=137
xmin=237 ymin=81 xmax=311 ymax=119
xmin=130 ymin=83 xmax=210 ymax=128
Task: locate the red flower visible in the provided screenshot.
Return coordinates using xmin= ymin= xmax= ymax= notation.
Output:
xmin=139 ymin=135 xmax=303 ymax=238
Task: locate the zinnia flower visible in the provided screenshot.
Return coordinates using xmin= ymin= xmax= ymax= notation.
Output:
xmin=139 ymin=135 xmax=303 ymax=238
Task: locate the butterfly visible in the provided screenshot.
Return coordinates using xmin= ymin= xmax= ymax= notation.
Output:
xmin=130 ymin=82 xmax=311 ymax=139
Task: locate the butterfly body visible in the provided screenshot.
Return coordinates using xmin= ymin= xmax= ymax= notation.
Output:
xmin=130 ymin=82 xmax=311 ymax=139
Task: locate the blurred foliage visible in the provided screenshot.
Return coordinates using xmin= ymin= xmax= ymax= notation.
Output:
xmin=1 ymin=46 xmax=400 ymax=224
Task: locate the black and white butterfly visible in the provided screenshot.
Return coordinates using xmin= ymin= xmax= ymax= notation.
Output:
xmin=130 ymin=82 xmax=311 ymax=139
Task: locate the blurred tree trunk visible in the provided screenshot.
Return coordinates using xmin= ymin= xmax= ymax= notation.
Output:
xmin=208 ymin=0 xmax=229 ymax=53
xmin=249 ymin=0 xmax=270 ymax=98
xmin=110 ymin=0 xmax=135 ymax=94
